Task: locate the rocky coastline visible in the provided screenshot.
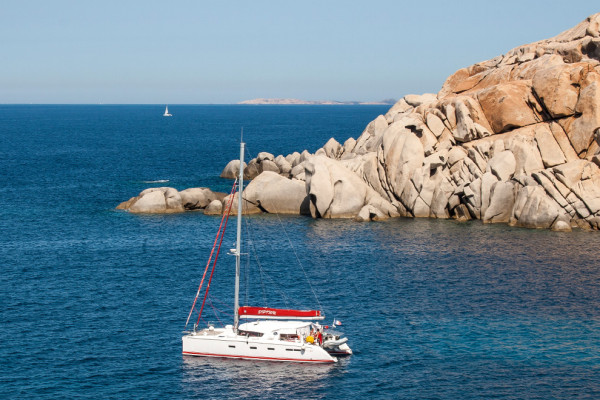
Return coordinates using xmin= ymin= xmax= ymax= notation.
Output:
xmin=118 ymin=14 xmax=600 ymax=232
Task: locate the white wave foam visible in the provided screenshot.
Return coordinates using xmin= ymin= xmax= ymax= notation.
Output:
xmin=143 ymin=179 xmax=170 ymax=183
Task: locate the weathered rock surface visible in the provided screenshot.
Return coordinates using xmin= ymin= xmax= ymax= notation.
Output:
xmin=117 ymin=187 xmax=226 ymax=214
xmin=124 ymin=14 xmax=600 ymax=231
xmin=243 ymin=171 xmax=310 ymax=215
xmin=220 ymin=160 xmax=246 ymax=179
xmin=179 ymin=188 xmax=225 ymax=210
xmin=203 ymin=199 xmax=223 ymax=215
xmin=305 ymin=155 xmax=398 ymax=219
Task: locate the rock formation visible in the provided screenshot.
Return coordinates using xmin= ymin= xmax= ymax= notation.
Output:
xmin=218 ymin=14 xmax=600 ymax=231
xmin=117 ymin=187 xmax=226 ymax=214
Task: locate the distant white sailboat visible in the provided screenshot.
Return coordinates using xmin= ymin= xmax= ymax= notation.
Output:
xmin=163 ymin=105 xmax=172 ymax=117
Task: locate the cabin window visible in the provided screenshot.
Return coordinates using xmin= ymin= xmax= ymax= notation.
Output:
xmin=286 ymin=349 xmax=293 ymax=351
xmin=238 ymin=330 xmax=264 ymax=337
xmin=228 ymin=345 xmax=236 ymax=348
xmin=267 ymin=347 xmax=275 ymax=350
xmin=250 ymin=346 xmax=257 ymax=349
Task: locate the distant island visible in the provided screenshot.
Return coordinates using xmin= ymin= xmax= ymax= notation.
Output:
xmin=238 ymin=98 xmax=396 ymax=105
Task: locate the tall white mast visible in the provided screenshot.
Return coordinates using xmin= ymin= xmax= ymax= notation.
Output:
xmin=233 ymin=139 xmax=244 ymax=330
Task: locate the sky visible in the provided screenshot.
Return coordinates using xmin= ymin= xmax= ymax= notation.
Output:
xmin=1 ymin=1 xmax=598 ymax=104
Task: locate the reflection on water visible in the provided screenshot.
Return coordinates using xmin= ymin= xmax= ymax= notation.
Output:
xmin=182 ymin=355 xmax=344 ymax=399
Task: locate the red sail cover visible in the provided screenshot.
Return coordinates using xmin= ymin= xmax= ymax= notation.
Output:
xmin=239 ymin=306 xmax=324 ymax=320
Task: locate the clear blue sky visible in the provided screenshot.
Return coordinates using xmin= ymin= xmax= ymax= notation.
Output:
xmin=1 ymin=1 xmax=598 ymax=104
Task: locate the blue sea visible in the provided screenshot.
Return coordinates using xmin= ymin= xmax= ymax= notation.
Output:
xmin=1 ymin=105 xmax=599 ymax=399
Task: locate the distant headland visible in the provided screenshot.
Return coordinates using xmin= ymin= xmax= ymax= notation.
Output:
xmin=238 ymin=98 xmax=396 ymax=105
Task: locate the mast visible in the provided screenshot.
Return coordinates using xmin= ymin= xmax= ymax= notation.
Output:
xmin=233 ymin=140 xmax=244 ymax=330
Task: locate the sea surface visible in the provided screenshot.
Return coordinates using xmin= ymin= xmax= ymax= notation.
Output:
xmin=1 ymin=105 xmax=599 ymax=399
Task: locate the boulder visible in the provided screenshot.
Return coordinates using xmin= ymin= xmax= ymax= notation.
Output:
xmin=480 ymin=170 xmax=500 ymax=218
xmin=534 ymin=125 xmax=567 ymax=167
xmin=426 ymin=112 xmax=446 ymax=138
xmin=244 ymin=159 xmax=261 ymax=179
xmin=511 ymin=185 xmax=562 ymax=229
xmin=483 ymin=181 xmax=516 ymax=223
xmin=220 ymin=160 xmax=246 ymax=179
xmin=355 ymin=204 xmax=387 ymax=222
xmin=243 ymin=172 xmax=309 ymax=215
xmin=404 ymin=93 xmax=437 ymax=107
xmin=531 ymin=63 xmax=588 ymax=118
xmin=453 ymin=98 xmax=489 ymax=142
xmin=322 ymin=137 xmax=343 ymax=158
xmin=286 ymin=152 xmax=302 ymax=167
xmin=564 ymin=72 xmax=600 ymax=155
xmin=447 ymin=146 xmax=468 ymax=167
xmin=257 ymin=152 xmax=274 ymax=162
xmin=355 ymin=115 xmax=388 ymax=153
xmin=260 ymin=159 xmax=280 ymax=174
xmin=384 ymin=98 xmax=412 ymax=122
xmin=128 ymin=187 xmax=184 ymax=213
xmin=305 ymin=155 xmax=397 ymax=219
xmin=487 ymin=151 xmax=516 ymax=181
xmin=299 ymin=150 xmax=312 ymax=164
xmin=225 ymin=192 xmax=262 ymax=215
xmin=129 ymin=190 xmax=168 ymax=213
xmin=342 ymin=137 xmax=357 ymax=155
xmin=290 ymin=162 xmax=306 ymax=180
xmin=179 ymin=188 xmax=225 ymax=210
xmin=274 ymin=156 xmax=293 ymax=175
xmin=552 ymin=219 xmax=572 ymax=232
xmin=430 ymin=177 xmax=454 ymax=218
xmin=116 ymin=196 xmax=139 ymax=210
xmin=379 ymin=125 xmax=425 ymax=199
xmin=203 ymin=199 xmax=223 ymax=215
xmin=505 ymin=133 xmax=545 ymax=175
xmin=477 ymin=81 xmax=543 ymax=133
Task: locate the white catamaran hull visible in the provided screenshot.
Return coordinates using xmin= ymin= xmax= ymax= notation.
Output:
xmin=182 ymin=328 xmax=336 ymax=363
xmin=181 ymin=142 xmax=351 ymax=363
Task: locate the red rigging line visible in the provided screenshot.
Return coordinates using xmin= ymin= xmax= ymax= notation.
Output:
xmin=196 ymin=193 xmax=234 ymax=327
xmin=185 ymin=179 xmax=238 ymax=329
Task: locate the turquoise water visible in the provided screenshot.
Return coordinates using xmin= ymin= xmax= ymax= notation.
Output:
xmin=1 ymin=105 xmax=599 ymax=399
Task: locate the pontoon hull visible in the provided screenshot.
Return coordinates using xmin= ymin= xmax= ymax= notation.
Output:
xmin=182 ymin=330 xmax=336 ymax=363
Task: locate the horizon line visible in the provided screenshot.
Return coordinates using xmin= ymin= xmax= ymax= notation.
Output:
xmin=0 ymin=103 xmax=394 ymax=106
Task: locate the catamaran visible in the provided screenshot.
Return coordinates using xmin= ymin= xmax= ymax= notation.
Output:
xmin=181 ymin=141 xmax=351 ymax=363
xmin=163 ymin=105 xmax=172 ymax=117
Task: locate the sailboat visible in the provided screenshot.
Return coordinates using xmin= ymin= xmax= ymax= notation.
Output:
xmin=163 ymin=105 xmax=172 ymax=117
xmin=182 ymin=141 xmax=352 ymax=363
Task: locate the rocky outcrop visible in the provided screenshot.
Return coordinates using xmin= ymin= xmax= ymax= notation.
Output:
xmin=117 ymin=187 xmax=226 ymax=214
xmin=120 ymin=14 xmax=600 ymax=231
xmin=216 ymin=14 xmax=600 ymax=230
xmin=242 ymin=171 xmax=310 ymax=215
